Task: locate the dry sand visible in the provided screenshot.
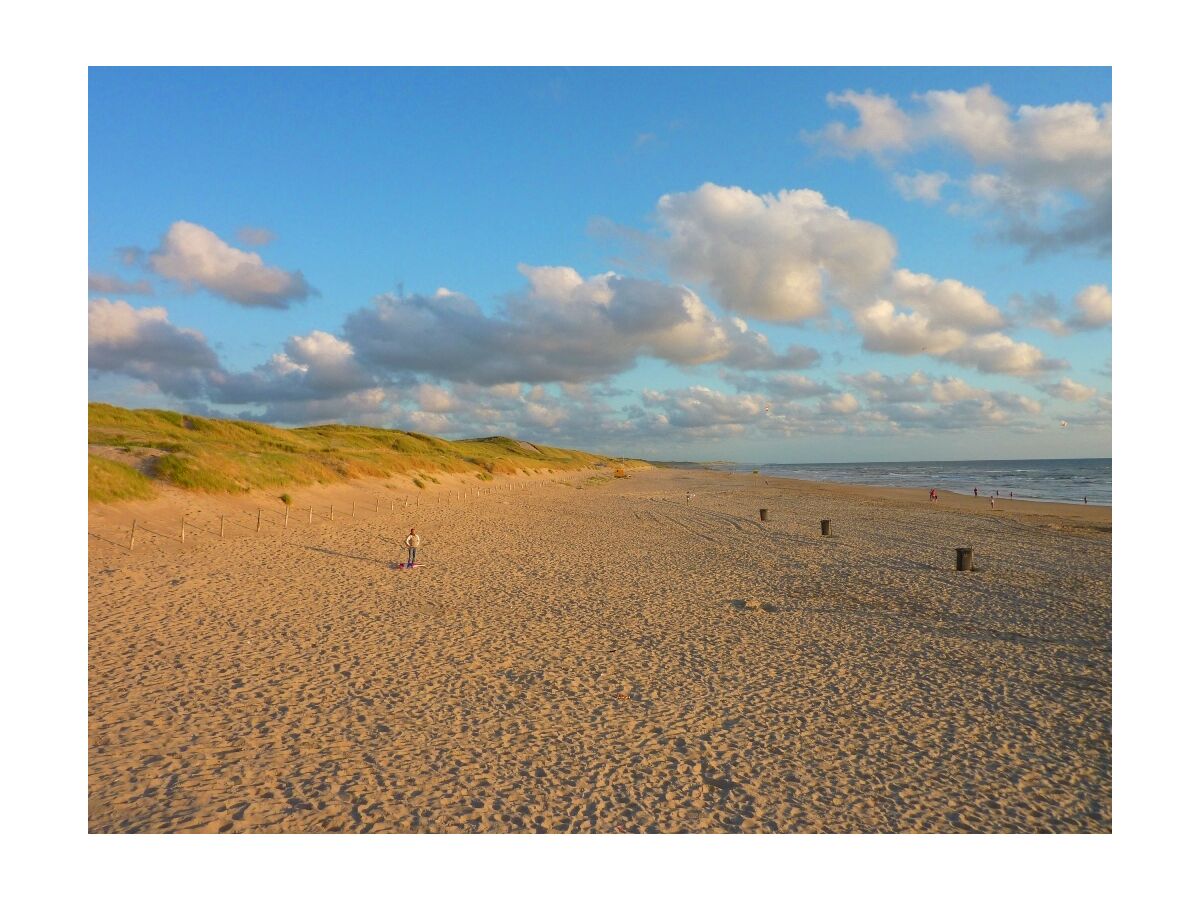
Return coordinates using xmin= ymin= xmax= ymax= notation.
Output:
xmin=88 ymin=466 xmax=1111 ymax=833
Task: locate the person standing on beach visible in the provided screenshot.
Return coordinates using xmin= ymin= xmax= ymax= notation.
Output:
xmin=404 ymin=528 xmax=421 ymax=568
xmin=974 ymin=487 xmax=978 ymax=497
xmin=990 ymin=496 xmax=995 ymax=510
xmin=930 ymin=488 xmax=936 ymax=502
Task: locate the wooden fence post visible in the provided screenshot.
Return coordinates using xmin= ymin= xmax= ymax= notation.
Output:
xmin=129 ymin=519 xmax=136 ymax=550
xmin=376 ymin=497 xmax=380 ymax=514
xmin=956 ymin=547 xmax=973 ymax=572
xmin=330 ymin=503 xmax=335 ymax=521
xmin=257 ymin=508 xmax=262 ymax=533
xmin=181 ymin=515 xmax=186 ymax=544
xmin=308 ymin=506 xmax=313 ymax=525
xmin=284 ymin=506 xmax=289 ymax=528
xmin=351 ymin=501 xmax=355 ymax=518
xmin=821 ymin=519 xmax=831 ymax=536
xmin=220 ymin=515 xmax=226 ymax=538
xmin=759 ymin=508 xmax=768 ymax=522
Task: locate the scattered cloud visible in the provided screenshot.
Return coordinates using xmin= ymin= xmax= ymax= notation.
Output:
xmin=641 ymin=385 xmax=769 ymax=436
xmin=208 ymin=330 xmax=380 ymax=409
xmin=236 ymin=226 xmax=277 ymax=247
xmin=820 ymin=392 xmax=860 ymax=415
xmin=1009 ymin=291 xmax=1071 ymax=336
xmin=88 ymin=299 xmax=220 ymax=398
xmin=1068 ymin=284 xmax=1111 ymax=330
xmin=344 ymin=266 xmax=819 ymax=386
xmin=854 ymin=299 xmax=1063 ymax=375
xmin=722 ymin=371 xmax=834 ymax=398
xmin=818 ymin=90 xmax=913 ymax=158
xmin=1039 ymin=377 xmax=1098 ymax=402
xmin=1014 ymin=284 xmax=1111 ymax=335
xmin=892 ymin=171 xmax=949 ymax=203
xmin=652 ymin=183 xmax=896 ymax=321
xmin=838 ymin=370 xmax=1043 ymax=429
xmin=841 ymin=370 xmax=931 ymax=403
xmin=146 ymin=221 xmax=315 ymax=308
xmin=116 ymin=246 xmax=144 ymax=267
xmin=88 ymin=271 xmax=153 ymax=295
xmin=628 ymin=183 xmax=1062 ymax=376
xmin=814 ymin=85 xmax=1111 ymax=258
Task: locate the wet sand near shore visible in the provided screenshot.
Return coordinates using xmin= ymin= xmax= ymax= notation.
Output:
xmin=88 ymin=466 xmax=1111 ymax=833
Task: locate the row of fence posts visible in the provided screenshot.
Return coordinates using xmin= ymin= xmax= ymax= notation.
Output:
xmin=121 ymin=478 xmax=551 ymax=551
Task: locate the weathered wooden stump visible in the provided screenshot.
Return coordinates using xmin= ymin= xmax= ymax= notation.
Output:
xmin=821 ymin=519 xmax=831 ymax=536
xmin=759 ymin=508 xmax=768 ymax=522
xmin=956 ymin=547 xmax=973 ymax=572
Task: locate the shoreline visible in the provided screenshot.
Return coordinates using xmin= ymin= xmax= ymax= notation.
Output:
xmin=659 ymin=463 xmax=1111 ymax=509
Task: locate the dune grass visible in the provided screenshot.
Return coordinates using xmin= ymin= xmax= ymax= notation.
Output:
xmin=88 ymin=403 xmax=645 ymax=500
xmin=88 ymin=454 xmax=157 ymax=503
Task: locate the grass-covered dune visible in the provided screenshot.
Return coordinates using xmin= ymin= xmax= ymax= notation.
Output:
xmin=89 ymin=403 xmax=644 ymax=503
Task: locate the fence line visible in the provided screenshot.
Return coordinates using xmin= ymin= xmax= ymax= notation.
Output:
xmin=92 ymin=471 xmax=595 ymax=555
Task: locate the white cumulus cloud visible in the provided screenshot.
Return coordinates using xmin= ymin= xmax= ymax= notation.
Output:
xmin=147 ymin=221 xmax=315 ymax=308
xmin=653 ymin=183 xmax=897 ymax=321
xmin=815 ymin=85 xmax=1111 ymax=258
xmin=88 ymin=299 xmax=220 ymax=397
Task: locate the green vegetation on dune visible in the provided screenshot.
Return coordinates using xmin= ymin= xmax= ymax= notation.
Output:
xmin=88 ymin=454 xmax=157 ymax=503
xmin=88 ymin=403 xmax=645 ymax=501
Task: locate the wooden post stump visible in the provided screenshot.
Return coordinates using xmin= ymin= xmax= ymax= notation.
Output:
xmin=759 ymin=508 xmax=768 ymax=522
xmin=330 ymin=503 xmax=335 ymax=521
xmin=956 ymin=547 xmax=973 ymax=572
xmin=129 ymin=519 xmax=136 ymax=550
xmin=220 ymin=515 xmax=226 ymax=538
xmin=821 ymin=519 xmax=831 ymax=536
xmin=257 ymin=508 xmax=262 ymax=533
xmin=181 ymin=516 xmax=186 ymax=543
xmin=308 ymin=507 xmax=313 ymax=525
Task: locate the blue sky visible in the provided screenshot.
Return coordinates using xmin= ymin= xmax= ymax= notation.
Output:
xmin=89 ymin=68 xmax=1111 ymax=462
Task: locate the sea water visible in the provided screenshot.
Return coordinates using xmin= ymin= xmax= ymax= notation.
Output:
xmin=730 ymin=458 xmax=1111 ymax=506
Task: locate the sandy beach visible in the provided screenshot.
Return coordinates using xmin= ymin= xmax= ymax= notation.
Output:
xmin=88 ymin=466 xmax=1111 ymax=833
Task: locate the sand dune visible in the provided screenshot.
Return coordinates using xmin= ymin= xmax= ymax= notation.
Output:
xmin=88 ymin=467 xmax=1111 ymax=833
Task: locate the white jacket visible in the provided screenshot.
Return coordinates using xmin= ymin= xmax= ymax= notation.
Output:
xmin=405 ymin=533 xmax=421 ymax=548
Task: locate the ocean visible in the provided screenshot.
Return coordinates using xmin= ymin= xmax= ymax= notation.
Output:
xmin=726 ymin=458 xmax=1111 ymax=506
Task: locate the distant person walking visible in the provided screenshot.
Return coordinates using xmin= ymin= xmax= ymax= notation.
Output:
xmin=990 ymin=496 xmax=995 ymax=510
xmin=929 ymin=488 xmax=936 ymax=502
xmin=405 ymin=528 xmax=421 ymax=568
xmin=974 ymin=487 xmax=978 ymax=497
